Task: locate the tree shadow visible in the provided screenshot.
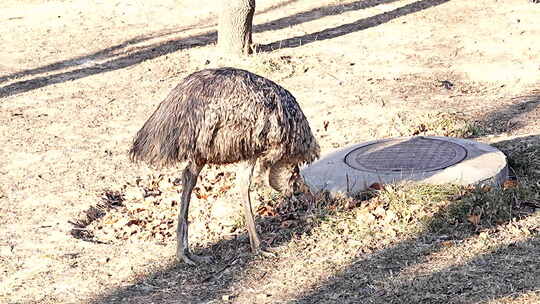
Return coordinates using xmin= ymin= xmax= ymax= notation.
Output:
xmin=0 ymin=0 xmax=302 ymax=87
xmin=1 ymin=0 xmax=436 ymax=99
xmin=88 ymin=115 xmax=540 ymax=303
xmin=259 ymin=0 xmax=450 ymax=52
xmin=256 ymin=0 xmax=302 ymax=17
xmin=295 ymin=133 xmax=540 ymax=303
xmin=292 ymin=235 xmax=540 ymax=303
xmin=0 ymin=19 xmax=215 ymax=85
xmin=474 ymin=91 xmax=540 ymax=136
xmin=88 ymin=150 xmax=539 ymax=303
xmin=0 ymin=30 xmax=217 ymax=99
xmin=292 ymin=204 xmax=540 ymax=303
xmin=253 ymin=0 xmax=401 ymax=33
xmin=85 ymin=191 xmax=373 ymax=303
xmin=288 ymin=93 xmax=540 ymax=303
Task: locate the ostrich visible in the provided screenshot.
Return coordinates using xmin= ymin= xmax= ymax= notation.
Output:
xmin=129 ymin=67 xmax=320 ymax=265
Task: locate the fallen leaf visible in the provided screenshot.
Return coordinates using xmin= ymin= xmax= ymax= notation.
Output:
xmin=467 ymin=214 xmax=481 ymax=226
xmin=219 ymin=185 xmax=232 ymax=193
xmin=441 ymin=241 xmax=453 ymax=247
xmin=195 ymin=192 xmax=210 ymax=200
xmin=503 ymin=180 xmax=518 ymax=189
xmin=257 ymin=205 xmax=277 ymax=217
xmin=280 ymin=220 xmax=296 ymax=228
xmin=369 ymin=183 xmax=383 ymax=190
xmin=345 ymin=200 xmax=359 ymax=210
xmin=126 ymin=219 xmax=140 ymax=226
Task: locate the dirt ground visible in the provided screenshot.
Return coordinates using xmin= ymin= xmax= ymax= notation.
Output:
xmin=1 ymin=0 xmax=539 ymax=303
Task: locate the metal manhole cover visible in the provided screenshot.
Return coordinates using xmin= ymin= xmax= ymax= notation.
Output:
xmin=344 ymin=137 xmax=468 ymax=173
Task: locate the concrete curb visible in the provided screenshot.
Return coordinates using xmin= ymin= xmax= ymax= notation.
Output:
xmin=301 ymin=136 xmax=509 ymax=194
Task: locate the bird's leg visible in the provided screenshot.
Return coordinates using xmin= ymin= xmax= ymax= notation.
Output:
xmin=240 ymin=161 xmax=262 ymax=253
xmin=176 ymin=161 xmax=212 ymax=265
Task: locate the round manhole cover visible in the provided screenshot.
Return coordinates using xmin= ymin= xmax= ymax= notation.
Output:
xmin=344 ymin=137 xmax=468 ymax=173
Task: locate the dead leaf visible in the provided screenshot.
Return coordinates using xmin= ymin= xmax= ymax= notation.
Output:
xmin=503 ymin=180 xmax=518 ymax=189
xmin=195 ymin=192 xmax=210 ymax=200
xmin=280 ymin=220 xmax=296 ymax=228
xmin=369 ymin=183 xmax=383 ymax=190
xmin=441 ymin=241 xmax=453 ymax=247
xmin=345 ymin=200 xmax=359 ymax=210
xmin=257 ymin=205 xmax=277 ymax=217
xmin=219 ymin=185 xmax=232 ymax=193
xmin=126 ymin=219 xmax=140 ymax=226
xmin=467 ymin=214 xmax=481 ymax=226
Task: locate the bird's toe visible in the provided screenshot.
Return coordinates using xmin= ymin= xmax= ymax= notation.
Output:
xmin=177 ymin=250 xmax=213 ymax=265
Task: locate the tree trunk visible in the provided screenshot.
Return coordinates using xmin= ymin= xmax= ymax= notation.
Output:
xmin=218 ymin=0 xmax=256 ymax=55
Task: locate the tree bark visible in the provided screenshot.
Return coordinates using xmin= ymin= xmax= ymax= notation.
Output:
xmin=218 ymin=0 xmax=256 ymax=55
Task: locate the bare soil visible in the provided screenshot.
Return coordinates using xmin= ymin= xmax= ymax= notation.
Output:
xmin=1 ymin=0 xmax=539 ymax=303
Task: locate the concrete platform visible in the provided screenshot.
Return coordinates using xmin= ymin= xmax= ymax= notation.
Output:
xmin=301 ymin=136 xmax=509 ymax=193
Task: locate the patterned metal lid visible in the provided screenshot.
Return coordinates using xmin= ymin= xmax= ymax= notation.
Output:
xmin=344 ymin=137 xmax=468 ymax=173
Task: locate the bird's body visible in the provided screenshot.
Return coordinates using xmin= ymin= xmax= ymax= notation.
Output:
xmin=130 ymin=67 xmax=319 ymax=264
xmin=130 ymin=67 xmax=318 ymax=168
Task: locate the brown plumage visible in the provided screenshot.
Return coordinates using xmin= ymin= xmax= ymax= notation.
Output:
xmin=129 ymin=67 xmax=319 ymax=264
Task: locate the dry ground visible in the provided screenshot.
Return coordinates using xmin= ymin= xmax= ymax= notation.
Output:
xmin=1 ymin=0 xmax=539 ymax=303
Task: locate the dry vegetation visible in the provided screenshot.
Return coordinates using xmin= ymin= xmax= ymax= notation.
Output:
xmin=1 ymin=0 xmax=539 ymax=303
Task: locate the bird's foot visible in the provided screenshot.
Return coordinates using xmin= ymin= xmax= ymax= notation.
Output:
xmin=177 ymin=250 xmax=214 ymax=265
xmin=253 ymin=245 xmax=277 ymax=258
xmin=258 ymin=249 xmax=277 ymax=258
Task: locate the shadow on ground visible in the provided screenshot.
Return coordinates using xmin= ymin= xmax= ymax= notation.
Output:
xmin=0 ymin=0 xmax=446 ymax=99
xmin=89 ymin=157 xmax=540 ymax=303
xmin=88 ymin=88 xmax=540 ymax=302
xmin=24 ymin=0 xmax=536 ymax=302
xmin=258 ymin=0 xmax=450 ymax=51
xmin=291 ymin=133 xmax=540 ymax=303
xmin=475 ymin=91 xmax=540 ymax=136
xmin=292 ymin=236 xmax=540 ymax=303
xmin=86 ymin=194 xmax=347 ymax=303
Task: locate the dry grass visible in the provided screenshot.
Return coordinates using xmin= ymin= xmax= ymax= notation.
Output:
xmin=77 ymin=135 xmax=540 ymax=304
xmin=1 ymin=0 xmax=540 ymax=303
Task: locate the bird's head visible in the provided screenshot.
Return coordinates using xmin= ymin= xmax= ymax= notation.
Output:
xmin=288 ymin=165 xmax=316 ymax=209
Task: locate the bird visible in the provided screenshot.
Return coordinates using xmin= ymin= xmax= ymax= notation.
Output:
xmin=129 ymin=67 xmax=320 ymax=265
